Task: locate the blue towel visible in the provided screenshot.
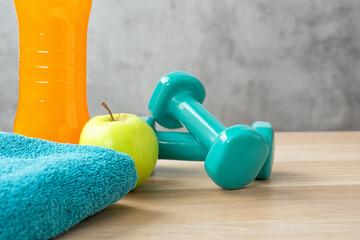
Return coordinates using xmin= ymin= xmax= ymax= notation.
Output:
xmin=0 ymin=132 xmax=137 ymax=239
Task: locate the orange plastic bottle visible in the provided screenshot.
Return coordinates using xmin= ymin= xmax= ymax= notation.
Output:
xmin=14 ymin=0 xmax=92 ymax=143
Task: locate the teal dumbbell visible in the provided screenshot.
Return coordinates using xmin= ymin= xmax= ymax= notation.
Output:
xmin=148 ymin=71 xmax=270 ymax=189
xmin=142 ymin=117 xmax=274 ymax=180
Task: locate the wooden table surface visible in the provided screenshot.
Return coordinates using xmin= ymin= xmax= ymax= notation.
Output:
xmin=58 ymin=132 xmax=360 ymax=239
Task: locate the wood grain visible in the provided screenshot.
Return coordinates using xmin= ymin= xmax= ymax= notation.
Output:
xmin=57 ymin=132 xmax=360 ymax=240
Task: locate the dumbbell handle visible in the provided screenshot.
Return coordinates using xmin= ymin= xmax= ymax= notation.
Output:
xmin=141 ymin=116 xmax=208 ymax=160
xmin=157 ymin=131 xmax=207 ymax=160
xmin=170 ymin=94 xmax=226 ymax=150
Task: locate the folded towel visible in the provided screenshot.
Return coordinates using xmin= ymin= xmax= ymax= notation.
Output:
xmin=0 ymin=132 xmax=137 ymax=240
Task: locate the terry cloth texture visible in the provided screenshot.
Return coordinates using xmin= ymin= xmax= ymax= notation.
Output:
xmin=0 ymin=132 xmax=137 ymax=239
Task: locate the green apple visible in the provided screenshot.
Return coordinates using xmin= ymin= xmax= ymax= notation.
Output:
xmin=79 ymin=103 xmax=158 ymax=188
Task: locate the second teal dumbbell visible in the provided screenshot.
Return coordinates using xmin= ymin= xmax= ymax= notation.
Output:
xmin=142 ymin=117 xmax=274 ymax=180
xmin=148 ymin=71 xmax=270 ymax=189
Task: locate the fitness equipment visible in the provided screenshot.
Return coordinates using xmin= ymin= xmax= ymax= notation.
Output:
xmin=148 ymin=71 xmax=269 ymax=189
xmin=142 ymin=117 xmax=274 ymax=180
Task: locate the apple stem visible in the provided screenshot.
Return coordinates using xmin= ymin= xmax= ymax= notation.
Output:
xmin=101 ymin=102 xmax=115 ymax=121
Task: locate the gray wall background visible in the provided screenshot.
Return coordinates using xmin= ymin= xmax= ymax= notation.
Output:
xmin=0 ymin=0 xmax=359 ymax=132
